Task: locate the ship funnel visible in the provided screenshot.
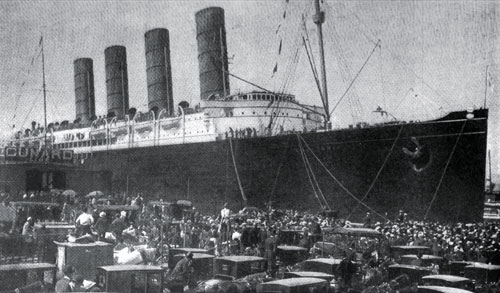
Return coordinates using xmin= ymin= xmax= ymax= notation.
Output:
xmin=145 ymin=28 xmax=174 ymax=116
xmin=105 ymin=45 xmax=129 ymax=118
xmin=195 ymin=7 xmax=230 ymax=100
xmin=74 ymin=58 xmax=96 ymax=123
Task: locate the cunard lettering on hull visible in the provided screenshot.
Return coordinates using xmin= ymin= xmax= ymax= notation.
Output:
xmin=2 ymin=147 xmax=74 ymax=164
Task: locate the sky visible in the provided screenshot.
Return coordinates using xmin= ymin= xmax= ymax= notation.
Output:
xmin=0 ymin=0 xmax=499 ymax=180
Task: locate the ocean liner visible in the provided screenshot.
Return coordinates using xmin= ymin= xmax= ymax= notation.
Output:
xmin=1 ymin=1 xmax=488 ymax=222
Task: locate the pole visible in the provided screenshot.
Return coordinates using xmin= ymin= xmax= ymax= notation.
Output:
xmin=41 ymin=35 xmax=48 ymax=147
xmin=164 ymin=46 xmax=170 ymax=115
xmin=313 ymin=0 xmax=330 ymax=127
xmin=121 ymin=62 xmax=126 ymax=117
xmin=488 ymin=150 xmax=492 ymax=190
xmin=220 ymin=27 xmax=227 ymax=97
xmin=87 ymin=71 xmax=92 ymax=121
xmin=484 ymin=65 xmax=489 ymax=109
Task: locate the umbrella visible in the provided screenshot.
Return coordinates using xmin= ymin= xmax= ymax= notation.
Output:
xmin=239 ymin=207 xmax=259 ymax=214
xmin=176 ymin=200 xmax=192 ymax=208
xmin=62 ymin=190 xmax=77 ymax=197
xmin=86 ymin=191 xmax=105 ymax=198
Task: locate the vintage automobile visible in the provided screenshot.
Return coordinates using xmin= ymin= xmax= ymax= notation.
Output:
xmin=315 ymin=227 xmax=385 ymax=260
xmin=171 ymin=253 xmax=215 ymax=280
xmin=170 ymin=247 xmax=210 ymax=256
xmin=391 ymin=246 xmax=432 ymax=260
xmin=95 ymin=265 xmax=163 ymax=293
xmin=284 ymin=271 xmax=336 ymax=285
xmin=190 ymin=276 xmax=240 ymax=293
xmin=388 ymin=264 xmax=433 ymax=284
xmin=417 ymin=285 xmax=474 ymax=293
xmin=213 ymin=256 xmax=267 ymax=279
xmin=0 ymin=262 xmax=56 ymax=293
xmin=279 ymin=229 xmax=304 ymax=246
xmin=421 ymin=274 xmax=475 ymax=291
xmin=256 ymin=277 xmax=330 ymax=293
xmin=445 ymin=261 xmax=475 ymax=276
xmin=400 ymin=254 xmax=444 ymax=267
xmin=277 ymin=245 xmax=309 ymax=266
xmin=464 ymin=263 xmax=500 ymax=284
xmin=302 ymin=258 xmax=343 ymax=275
xmin=148 ymin=200 xmax=192 ymax=220
xmin=190 ymin=272 xmax=275 ymax=293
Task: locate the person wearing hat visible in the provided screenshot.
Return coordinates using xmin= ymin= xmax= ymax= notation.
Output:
xmin=95 ymin=211 xmax=109 ymax=241
xmin=111 ymin=211 xmax=127 ymax=242
xmin=169 ymin=252 xmax=194 ymax=292
xmin=21 ymin=217 xmax=33 ymax=235
xmin=55 ymin=265 xmax=75 ymax=292
xmin=363 ymin=212 xmax=372 ymax=228
xmin=220 ymin=202 xmax=231 ymax=219
xmin=264 ymin=229 xmax=278 ymax=276
xmin=337 ymin=253 xmax=356 ymax=290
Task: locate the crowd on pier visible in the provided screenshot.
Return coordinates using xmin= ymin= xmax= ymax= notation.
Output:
xmin=6 ymin=191 xmax=498 ymax=265
xmin=3 ymin=190 xmax=500 ymax=292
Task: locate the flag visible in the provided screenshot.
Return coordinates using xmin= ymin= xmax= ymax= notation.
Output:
xmin=275 ymin=24 xmax=281 ymax=34
xmin=278 ymin=39 xmax=282 ymax=55
xmin=39 ymin=36 xmax=43 ymax=46
xmin=283 ymin=10 xmax=286 ymax=19
xmin=272 ymin=63 xmax=278 ymax=75
xmin=487 ymin=71 xmax=494 ymax=91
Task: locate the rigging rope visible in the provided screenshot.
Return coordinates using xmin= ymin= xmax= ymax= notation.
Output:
xmin=229 ymin=138 xmax=248 ymax=204
xmin=336 ymin=1 xmax=454 ymax=109
xmin=269 ymin=135 xmax=291 ymax=204
xmin=347 ymin=125 xmax=404 ymax=219
xmin=12 ymin=43 xmax=44 ymax=127
xmin=302 ymin=34 xmax=324 ymax=106
xmin=424 ymin=120 xmax=467 ymax=220
xmin=297 ymin=134 xmax=327 ymax=209
xmin=300 ymin=136 xmax=332 ymax=210
xmin=298 ymin=133 xmax=388 ymax=220
xmin=330 ymin=40 xmax=381 ymax=117
xmin=323 ymin=3 xmax=364 ymax=122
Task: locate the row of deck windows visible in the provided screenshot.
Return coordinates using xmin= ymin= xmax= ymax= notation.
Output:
xmin=238 ymin=94 xmax=293 ymax=102
xmin=226 ymin=111 xmax=301 ymax=117
xmin=55 ymin=130 xmax=209 ymax=149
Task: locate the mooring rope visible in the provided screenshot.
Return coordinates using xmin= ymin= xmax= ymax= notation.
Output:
xmin=229 ymin=138 xmax=247 ymax=204
xmin=348 ymin=125 xmax=404 ymax=219
xmin=424 ymin=120 xmax=467 ymax=220
xmin=297 ymin=134 xmax=326 ymax=210
xmin=299 ymin=134 xmax=388 ymax=221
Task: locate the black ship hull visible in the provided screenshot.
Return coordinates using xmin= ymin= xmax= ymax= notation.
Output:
xmin=84 ymin=109 xmax=488 ymax=222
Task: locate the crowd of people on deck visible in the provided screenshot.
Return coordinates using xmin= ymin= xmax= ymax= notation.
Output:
xmin=2 ymin=190 xmax=500 ymax=292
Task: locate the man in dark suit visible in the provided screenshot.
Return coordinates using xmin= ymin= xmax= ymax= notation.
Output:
xmin=168 ymin=252 xmax=194 ymax=292
xmin=55 ymin=266 xmax=75 ymax=292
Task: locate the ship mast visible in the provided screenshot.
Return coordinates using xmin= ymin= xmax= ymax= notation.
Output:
xmin=313 ymin=0 xmax=330 ymax=128
xmin=41 ymin=35 xmax=48 ymax=147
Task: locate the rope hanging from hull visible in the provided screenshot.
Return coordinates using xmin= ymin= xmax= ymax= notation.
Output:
xmin=268 ymin=135 xmax=291 ymax=206
xmin=298 ymin=134 xmax=388 ymax=221
xmin=229 ymin=138 xmax=247 ymax=204
xmin=297 ymin=134 xmax=328 ymax=210
xmin=424 ymin=120 xmax=467 ymax=220
xmin=347 ymin=125 xmax=404 ymax=219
